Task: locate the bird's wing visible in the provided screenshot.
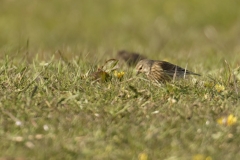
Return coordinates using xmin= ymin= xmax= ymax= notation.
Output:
xmin=157 ymin=61 xmax=200 ymax=76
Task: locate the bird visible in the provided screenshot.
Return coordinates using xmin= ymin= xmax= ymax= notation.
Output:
xmin=135 ymin=59 xmax=200 ymax=83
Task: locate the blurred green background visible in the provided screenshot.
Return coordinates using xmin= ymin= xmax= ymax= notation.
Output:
xmin=1 ymin=1 xmax=240 ymax=159
xmin=1 ymin=0 xmax=240 ymax=61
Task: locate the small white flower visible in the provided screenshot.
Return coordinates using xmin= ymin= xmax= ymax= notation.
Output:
xmin=168 ymin=97 xmax=177 ymax=104
xmin=39 ymin=61 xmax=49 ymax=66
xmin=94 ymin=113 xmax=100 ymax=117
xmin=151 ymin=110 xmax=159 ymax=114
xmin=25 ymin=141 xmax=35 ymax=149
xmin=35 ymin=134 xmax=43 ymax=139
xmin=15 ymin=121 xmax=22 ymax=126
xmin=12 ymin=136 xmax=24 ymax=142
xmin=206 ymin=120 xmax=210 ymax=125
xmin=43 ymin=125 xmax=49 ymax=131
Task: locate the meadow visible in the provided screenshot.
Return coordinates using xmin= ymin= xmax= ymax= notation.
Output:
xmin=1 ymin=0 xmax=240 ymax=159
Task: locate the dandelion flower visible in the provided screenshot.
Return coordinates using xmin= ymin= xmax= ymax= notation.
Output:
xmin=227 ymin=114 xmax=237 ymax=126
xmin=138 ymin=153 xmax=148 ymax=160
xmin=215 ymin=84 xmax=225 ymax=92
xmin=217 ymin=114 xmax=237 ymax=126
xmin=114 ymin=71 xmax=125 ymax=79
xmin=192 ymin=154 xmax=205 ymax=160
xmin=192 ymin=154 xmax=212 ymax=160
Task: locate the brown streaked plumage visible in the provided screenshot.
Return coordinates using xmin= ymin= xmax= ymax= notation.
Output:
xmin=136 ymin=59 xmax=200 ymax=83
xmin=117 ymin=50 xmax=147 ymax=66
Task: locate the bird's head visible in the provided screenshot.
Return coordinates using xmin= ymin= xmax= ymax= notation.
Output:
xmin=135 ymin=59 xmax=151 ymax=75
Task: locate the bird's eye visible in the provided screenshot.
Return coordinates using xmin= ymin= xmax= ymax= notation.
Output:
xmin=139 ymin=66 xmax=142 ymax=70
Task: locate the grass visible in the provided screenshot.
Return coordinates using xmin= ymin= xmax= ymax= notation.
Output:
xmin=1 ymin=0 xmax=240 ymax=159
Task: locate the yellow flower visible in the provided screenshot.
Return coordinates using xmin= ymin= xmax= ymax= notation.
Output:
xmin=193 ymin=154 xmax=204 ymax=160
xmin=215 ymin=84 xmax=225 ymax=92
xmin=217 ymin=114 xmax=237 ymax=126
xmin=138 ymin=153 xmax=148 ymax=160
xmin=114 ymin=71 xmax=125 ymax=79
xmin=227 ymin=114 xmax=237 ymax=126
xmin=192 ymin=154 xmax=212 ymax=160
